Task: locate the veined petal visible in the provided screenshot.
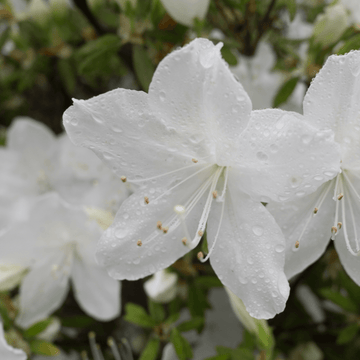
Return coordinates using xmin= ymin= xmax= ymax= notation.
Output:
xmin=303 ymin=50 xmax=360 ymax=169
xmin=149 ymin=38 xmax=252 ymax=153
xmin=207 ymin=174 xmax=289 ymax=319
xmin=234 ymin=109 xmax=340 ymax=202
xmin=16 ymin=250 xmax=71 ymax=328
xmin=267 ymin=183 xmax=334 ymax=280
xmin=96 ymin=166 xmax=215 ymax=280
xmin=160 ymin=0 xmax=210 ymax=27
xmin=0 ymin=321 xmax=27 ymax=360
xmin=63 ymin=89 xmax=201 ymax=181
xmin=71 ymin=257 xmax=121 ymax=321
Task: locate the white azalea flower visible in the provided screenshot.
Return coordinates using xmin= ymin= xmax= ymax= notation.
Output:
xmin=341 ymin=0 xmax=360 ymax=24
xmin=144 ymin=269 xmax=178 ymax=303
xmin=268 ymin=50 xmax=360 ymax=283
xmin=0 ymin=117 xmax=130 ymax=222
xmin=0 ymin=320 xmax=27 ymax=360
xmin=160 ymin=0 xmax=210 ymax=27
xmin=0 ymin=193 xmax=121 ymax=328
xmin=63 ymin=38 xmax=340 ymax=319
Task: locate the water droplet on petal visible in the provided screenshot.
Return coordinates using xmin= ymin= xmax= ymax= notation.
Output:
xmin=275 ymin=244 xmax=285 ymax=253
xmin=252 ymin=225 xmax=263 ymax=236
xmin=115 ymin=228 xmax=128 ymax=239
xmin=256 ymin=151 xmax=268 ymax=162
xmin=159 ymin=91 xmax=166 ymax=102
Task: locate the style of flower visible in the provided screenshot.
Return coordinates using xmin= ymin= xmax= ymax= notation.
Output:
xmin=0 ymin=321 xmax=27 ymax=360
xmin=63 ymin=38 xmax=340 ymax=318
xmin=268 ymin=50 xmax=360 ymax=283
xmin=0 ymin=193 xmax=121 ymax=328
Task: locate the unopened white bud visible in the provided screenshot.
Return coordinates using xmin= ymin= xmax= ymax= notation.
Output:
xmin=143 ymin=270 xmax=178 ymax=303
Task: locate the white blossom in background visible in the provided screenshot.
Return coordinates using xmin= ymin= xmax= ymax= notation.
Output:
xmin=0 ymin=193 xmax=121 ymax=328
xmin=341 ymin=0 xmax=360 ymax=24
xmin=231 ymin=42 xmax=305 ymax=113
xmin=63 ymin=38 xmax=341 ymax=318
xmin=268 ymin=50 xmax=360 ymax=284
xmin=143 ymin=269 xmax=178 ymax=303
xmin=160 ymin=0 xmax=210 ymax=27
xmin=312 ymin=4 xmax=348 ymax=48
xmin=0 ymin=321 xmax=27 ymax=360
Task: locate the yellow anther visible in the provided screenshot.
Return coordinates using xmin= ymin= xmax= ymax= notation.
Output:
xmin=144 ymin=196 xmax=149 ymax=204
xmin=162 ymin=226 xmax=169 ymax=234
xmin=156 ymin=221 xmax=162 ymax=230
xmin=212 ymin=190 xmax=218 ymax=199
xmin=337 ymin=193 xmax=344 ymax=200
xmin=314 ymin=207 xmax=318 ymax=214
xmin=181 ymin=237 xmax=187 ymax=245
xmin=197 ymin=251 xmax=204 ymax=260
xmin=192 ymin=158 xmax=198 ymax=163
xmin=337 ymin=222 xmax=342 ymax=229
xmin=295 ymin=240 xmax=300 ymax=249
xmin=331 ymin=226 xmax=338 ymax=234
xmin=137 ymin=239 xmax=142 ymax=247
xmin=198 ymin=230 xmax=204 ymax=237
xmin=121 ymin=176 xmax=127 ymax=183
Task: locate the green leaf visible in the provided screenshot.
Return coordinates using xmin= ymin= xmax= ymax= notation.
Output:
xmin=216 ymin=346 xmax=254 ymax=360
xmin=337 ymin=34 xmax=360 ymax=55
xmin=256 ymin=323 xmax=274 ymax=359
xmin=30 ymin=340 xmax=60 ymax=356
xmin=57 ymin=58 xmax=76 ymax=95
xmin=61 ymin=315 xmax=95 ymax=328
xmin=188 ymin=284 xmax=210 ymax=318
xmin=170 ymin=328 xmax=193 ymax=360
xmin=133 ymin=45 xmax=155 ymax=91
xmin=23 ymin=318 xmax=53 ymax=338
xmin=195 ymin=276 xmax=222 ymax=288
xmin=0 ymin=26 xmax=10 ymax=51
xmin=148 ymin=300 xmax=166 ymax=324
xmin=177 ymin=316 xmax=204 ymax=332
xmin=124 ymin=303 xmax=157 ymax=328
xmin=220 ymin=45 xmax=238 ymax=66
xmin=273 ymin=77 xmax=299 ymax=108
xmin=319 ymin=288 xmax=358 ymax=313
xmin=205 ymin=355 xmax=231 ymax=360
xmin=337 ymin=323 xmax=360 ymax=344
xmin=139 ymin=337 xmax=160 ymax=360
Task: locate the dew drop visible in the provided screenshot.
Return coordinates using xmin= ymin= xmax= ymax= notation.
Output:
xmin=314 ymin=175 xmax=324 ymax=181
xmin=252 ymin=225 xmax=263 ymax=236
xmin=159 ymin=91 xmax=166 ymax=102
xmin=275 ymin=244 xmax=285 ymax=253
xmin=70 ymin=118 xmax=78 ymax=126
xmin=115 ymin=228 xmax=128 ymax=239
xmin=256 ymin=151 xmax=268 ymax=162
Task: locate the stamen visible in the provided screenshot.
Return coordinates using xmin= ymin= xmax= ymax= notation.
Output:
xmin=150 ymin=164 xmax=214 ymax=204
xmin=162 ymin=226 xmax=169 ymax=234
xmin=337 ymin=193 xmax=344 ymax=200
xmin=156 ymin=221 xmax=162 ymax=229
xmin=331 ymin=226 xmax=338 ymax=235
xmin=121 ymin=176 xmax=127 ymax=183
xmin=174 ymin=205 xmax=192 ymax=246
xmin=192 ymin=158 xmax=198 ymax=163
xmin=197 ymin=251 xmax=204 ymax=260
xmin=341 ymin=177 xmax=360 ymax=255
xmin=217 ymin=166 xmax=229 ymax=202
xmin=137 ymin=240 xmax=142 ymax=247
xmin=188 ymin=167 xmax=224 ymax=250
xmin=337 ymin=222 xmax=342 ymax=229
xmin=342 ymin=171 xmax=360 ymax=201
xmin=295 ymin=240 xmax=300 ymax=248
xmin=88 ymin=332 xmax=104 ymax=360
xmin=144 ymin=196 xmax=149 ymax=204
xmin=126 ymin=159 xmax=213 ymax=183
xmin=81 ymin=351 xmax=89 ymax=360
xmin=212 ymin=190 xmax=218 ymax=199
xmin=182 ymin=237 xmax=187 ymax=245
xmin=333 ymin=174 xmax=341 ymax=201
xmin=331 ymin=176 xmax=341 ymax=240
xmin=107 ymin=337 xmax=122 ymax=360
xmin=199 ymin=198 xmax=226 ymax=263
xmin=313 ymin=207 xmax=318 ymax=214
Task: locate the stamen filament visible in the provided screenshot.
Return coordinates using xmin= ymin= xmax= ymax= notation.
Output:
xmin=331 ymin=178 xmax=341 ymax=240
xmin=151 ymin=164 xmax=214 ymax=204
xmin=217 ymin=166 xmax=229 ymax=202
xmin=107 ymin=337 xmax=122 ymax=360
xmin=341 ymin=176 xmax=360 ymax=256
xmin=88 ymin=332 xmax=104 ymax=360
xmin=342 ymin=171 xmax=360 ymax=201
xmin=199 ymin=197 xmax=226 ymax=263
xmin=126 ymin=156 xmax=213 ymax=183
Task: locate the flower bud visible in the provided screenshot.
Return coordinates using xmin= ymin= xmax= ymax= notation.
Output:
xmin=160 ymin=0 xmax=210 ymax=27
xmin=143 ymin=270 xmax=178 ymax=303
xmin=0 ymin=263 xmax=27 ymax=292
xmin=312 ymin=4 xmax=348 ymax=48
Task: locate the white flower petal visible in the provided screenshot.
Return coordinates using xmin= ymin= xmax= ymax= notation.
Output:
xmin=143 ymin=270 xmax=178 ymax=303
xmin=16 ymin=251 xmax=71 ymax=328
xmin=71 ymin=257 xmax=121 ymax=321
xmin=160 ymin=0 xmax=210 ymax=27
xmin=0 ymin=321 xmax=27 ymax=360
xmin=206 ymin=175 xmax=289 ymax=319
xmin=234 ymin=109 xmax=341 ymax=202
xmin=96 ymin=166 xmax=215 ymax=280
xmin=303 ymin=50 xmax=360 ymax=169
xmin=267 ymin=183 xmax=334 ymax=279
xmin=149 ymin=38 xmax=252 ymax=151
xmin=63 ymin=89 xmax=195 ymax=181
